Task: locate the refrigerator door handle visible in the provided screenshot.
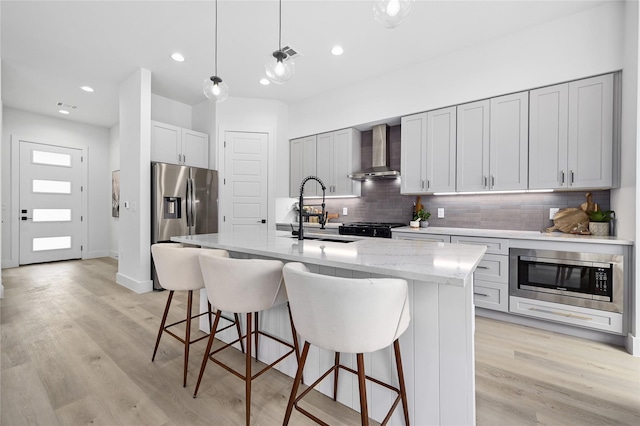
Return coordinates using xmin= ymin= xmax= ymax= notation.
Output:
xmin=186 ymin=177 xmax=192 ymax=230
xmin=190 ymin=177 xmax=196 ymax=233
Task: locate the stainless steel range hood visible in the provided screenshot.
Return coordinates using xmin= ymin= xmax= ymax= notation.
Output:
xmin=348 ymin=124 xmax=400 ymax=180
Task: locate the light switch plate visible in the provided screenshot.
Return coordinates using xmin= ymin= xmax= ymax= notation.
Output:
xmin=438 ymin=208 xmax=445 ymax=218
xmin=549 ymin=208 xmax=560 ymax=220
xmin=343 ymin=207 xmax=348 ymax=215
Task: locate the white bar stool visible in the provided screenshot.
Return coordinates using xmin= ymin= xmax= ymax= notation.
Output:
xmin=150 ymin=244 xmax=243 ymax=387
xmin=194 ymin=253 xmax=301 ymax=426
xmin=282 ymin=262 xmax=411 ymax=426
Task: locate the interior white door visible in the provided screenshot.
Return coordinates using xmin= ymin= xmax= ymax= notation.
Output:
xmin=223 ymin=131 xmax=268 ymax=234
xmin=19 ymin=141 xmax=82 ymax=265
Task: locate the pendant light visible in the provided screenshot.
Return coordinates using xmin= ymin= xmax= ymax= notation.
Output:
xmin=203 ymin=0 xmax=228 ymax=102
xmin=265 ymin=0 xmax=295 ymax=84
xmin=373 ymin=0 xmax=414 ymax=28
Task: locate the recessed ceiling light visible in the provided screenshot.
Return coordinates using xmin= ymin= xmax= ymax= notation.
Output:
xmin=260 ymin=78 xmax=270 ymax=86
xmin=59 ymin=110 xmax=70 ymax=115
xmin=171 ymin=52 xmax=185 ymax=62
xmin=331 ymin=46 xmax=344 ymax=56
xmin=80 ymin=86 xmax=94 ymax=93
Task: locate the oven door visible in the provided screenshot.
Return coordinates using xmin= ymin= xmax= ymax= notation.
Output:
xmin=509 ymin=249 xmax=624 ymax=313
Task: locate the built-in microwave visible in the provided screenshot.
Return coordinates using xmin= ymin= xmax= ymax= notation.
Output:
xmin=509 ymin=249 xmax=624 ymax=313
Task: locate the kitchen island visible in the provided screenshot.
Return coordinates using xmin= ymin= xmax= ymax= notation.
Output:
xmin=172 ymin=231 xmax=486 ymax=425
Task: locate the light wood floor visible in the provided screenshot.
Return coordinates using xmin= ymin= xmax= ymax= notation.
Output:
xmin=1 ymin=258 xmax=639 ymax=426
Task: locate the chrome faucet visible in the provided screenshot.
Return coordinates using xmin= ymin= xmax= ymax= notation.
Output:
xmin=298 ymin=175 xmax=326 ymax=240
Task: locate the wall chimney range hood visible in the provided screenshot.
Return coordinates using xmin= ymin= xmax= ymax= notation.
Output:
xmin=348 ymin=124 xmax=400 ymax=180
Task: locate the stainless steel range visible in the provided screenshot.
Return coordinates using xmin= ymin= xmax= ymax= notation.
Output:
xmin=338 ymin=222 xmax=406 ymax=238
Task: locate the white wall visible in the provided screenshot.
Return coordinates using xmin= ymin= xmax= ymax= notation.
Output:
xmin=116 ymin=69 xmax=152 ymax=293
xmin=192 ymin=99 xmax=217 ymax=168
xmin=150 ymin=93 xmax=192 ymax=129
xmin=109 ymin=124 xmax=120 ymax=258
xmin=1 ymin=108 xmax=111 ymax=266
xmin=289 ymin=2 xmax=625 ymax=139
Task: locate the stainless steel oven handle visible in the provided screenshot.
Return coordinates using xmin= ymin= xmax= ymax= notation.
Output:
xmin=519 ymin=255 xmax=593 ymax=268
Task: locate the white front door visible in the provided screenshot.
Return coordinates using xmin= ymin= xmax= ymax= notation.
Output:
xmin=223 ymin=131 xmax=268 ymax=234
xmin=19 ymin=141 xmax=83 ymax=265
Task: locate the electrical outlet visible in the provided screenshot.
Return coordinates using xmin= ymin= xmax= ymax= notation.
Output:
xmin=438 ymin=208 xmax=445 ymax=218
xmin=342 ymin=207 xmax=348 ymax=215
xmin=550 ymin=208 xmax=560 ymax=220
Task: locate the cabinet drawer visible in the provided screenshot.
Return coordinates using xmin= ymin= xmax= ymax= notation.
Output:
xmin=509 ymin=296 xmax=623 ymax=334
xmin=451 ymin=236 xmax=509 ymax=255
xmin=473 ymin=281 xmax=508 ymax=312
xmin=474 ymin=254 xmax=508 ymax=283
xmin=393 ymin=232 xmax=451 ymax=243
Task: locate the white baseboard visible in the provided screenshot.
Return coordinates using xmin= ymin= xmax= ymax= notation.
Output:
xmin=626 ymin=333 xmax=640 ymax=357
xmin=109 ymin=250 xmax=119 ymax=259
xmin=2 ymin=259 xmax=18 ymax=269
xmin=116 ymin=272 xmax=153 ymax=294
xmin=84 ymin=250 xmax=110 ymax=259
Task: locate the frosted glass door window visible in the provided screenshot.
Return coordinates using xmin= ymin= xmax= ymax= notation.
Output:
xmin=32 ymin=150 xmax=72 ymax=167
xmin=32 ymin=236 xmax=72 ymax=251
xmin=32 ymin=209 xmax=72 ymax=222
xmin=32 ymin=179 xmax=71 ymax=194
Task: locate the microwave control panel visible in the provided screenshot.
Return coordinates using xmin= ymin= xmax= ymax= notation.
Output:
xmin=593 ymin=267 xmax=611 ymax=295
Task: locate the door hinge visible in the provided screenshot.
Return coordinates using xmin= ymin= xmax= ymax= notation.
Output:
xmin=223 ymin=216 xmax=226 ymax=222
xmin=81 ymin=216 xmax=83 ymax=222
xmin=223 ymin=178 xmax=226 ymax=185
xmin=81 ymin=186 xmax=84 ymax=192
xmin=81 ymin=245 xmax=83 ymax=251
xmin=81 ymin=156 xmax=84 ymax=162
xmin=224 ymin=141 xmax=226 ymax=148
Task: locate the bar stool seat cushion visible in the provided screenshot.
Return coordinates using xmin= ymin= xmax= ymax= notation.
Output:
xmin=282 ymin=262 xmax=410 ymax=354
xmin=152 ymin=245 xmax=228 ymax=291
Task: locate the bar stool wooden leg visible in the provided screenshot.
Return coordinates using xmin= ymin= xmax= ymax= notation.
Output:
xmin=152 ymin=290 xmax=174 ymax=362
xmin=254 ymin=312 xmax=259 ymax=360
xmin=356 ymin=353 xmax=369 ymax=426
xmin=183 ymin=290 xmax=194 ymax=387
xmin=333 ymin=352 xmax=340 ymax=401
xmin=193 ymin=310 xmax=222 ymax=397
xmin=245 ymin=312 xmax=253 ymax=426
xmin=207 ymin=301 xmax=213 ymax=332
xmin=394 ymin=340 xmax=410 ymax=425
xmin=283 ymin=341 xmax=310 ymax=425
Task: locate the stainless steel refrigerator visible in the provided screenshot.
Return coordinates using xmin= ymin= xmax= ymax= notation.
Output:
xmin=151 ymin=162 xmax=218 ymax=290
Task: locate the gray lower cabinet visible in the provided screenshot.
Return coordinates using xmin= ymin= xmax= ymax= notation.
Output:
xmin=529 ymin=73 xmax=614 ymax=190
xmin=451 ymin=236 xmax=510 ymax=312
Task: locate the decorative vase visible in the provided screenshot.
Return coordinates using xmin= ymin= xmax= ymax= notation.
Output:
xmin=420 ymin=220 xmax=429 ymax=228
xmin=589 ymin=222 xmax=609 ymax=236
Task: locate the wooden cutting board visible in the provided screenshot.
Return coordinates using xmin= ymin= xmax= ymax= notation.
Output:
xmin=545 ymin=207 xmax=589 ymax=233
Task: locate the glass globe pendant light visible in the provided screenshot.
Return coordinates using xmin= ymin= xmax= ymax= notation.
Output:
xmin=373 ymin=0 xmax=414 ymax=28
xmin=203 ymin=0 xmax=228 ymax=102
xmin=265 ymin=0 xmax=295 ymax=84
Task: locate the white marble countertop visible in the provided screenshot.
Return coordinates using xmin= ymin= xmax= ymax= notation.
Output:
xmin=393 ymin=226 xmax=633 ymax=245
xmin=172 ymin=230 xmax=486 ymax=287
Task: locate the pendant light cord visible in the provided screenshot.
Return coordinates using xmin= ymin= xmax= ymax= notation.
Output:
xmin=278 ymin=0 xmax=282 ymax=51
xmin=215 ymin=0 xmax=218 ymax=76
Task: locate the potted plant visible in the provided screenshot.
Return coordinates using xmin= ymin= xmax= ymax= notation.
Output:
xmin=588 ymin=210 xmax=613 ymax=236
xmin=415 ymin=209 xmax=431 ymax=228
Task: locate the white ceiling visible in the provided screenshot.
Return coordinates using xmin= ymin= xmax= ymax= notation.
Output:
xmin=1 ymin=0 xmax=610 ymax=128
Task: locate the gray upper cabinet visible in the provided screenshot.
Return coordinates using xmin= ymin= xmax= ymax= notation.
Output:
xmin=489 ymin=91 xmax=529 ymax=191
xmin=401 ymin=107 xmax=456 ymax=194
xmin=529 ymin=74 xmax=613 ymax=190
xmin=290 ymin=135 xmax=317 ymax=197
xmin=568 ymin=74 xmax=614 ymax=189
xmin=456 ymin=100 xmax=491 ymax=192
xmin=456 ymin=92 xmax=528 ymax=192
xmin=400 ymin=112 xmax=427 ymax=193
xmin=293 ymin=128 xmax=361 ymax=198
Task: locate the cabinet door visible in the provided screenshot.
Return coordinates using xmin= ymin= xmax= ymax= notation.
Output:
xmin=456 ymin=100 xmax=490 ymax=192
xmin=316 ymin=131 xmax=334 ymax=194
xmin=426 ymin=106 xmax=457 ymax=193
xmin=151 ymin=121 xmax=181 ymax=165
xmin=568 ymin=74 xmax=614 ymax=189
xmin=290 ymin=136 xmax=318 ymax=197
xmin=333 ymin=129 xmax=360 ymax=196
xmin=400 ymin=113 xmax=427 ymax=194
xmin=490 ymin=91 xmax=528 ymax=191
xmin=529 ymin=83 xmax=569 ymax=189
xmin=181 ymin=129 xmax=209 ymax=169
